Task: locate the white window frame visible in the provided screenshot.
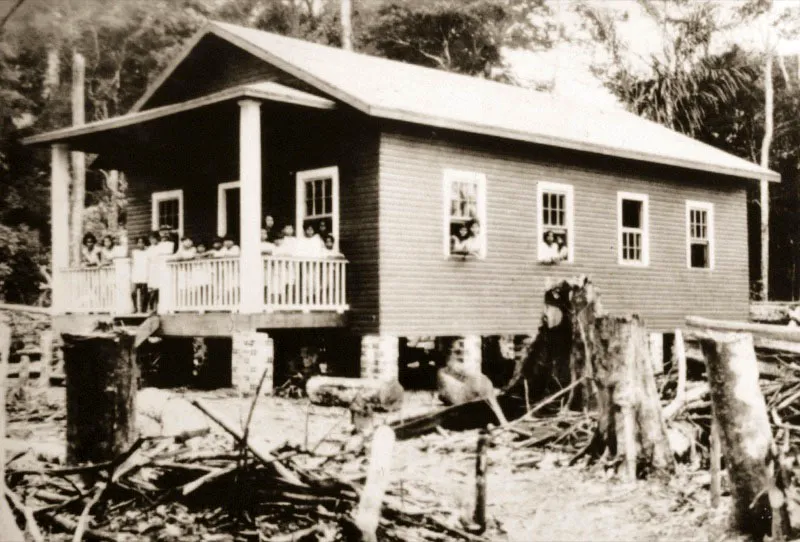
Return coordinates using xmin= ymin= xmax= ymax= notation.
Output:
xmin=686 ymin=200 xmax=714 ymax=270
xmin=151 ymin=189 xmax=184 ymax=237
xmin=536 ymin=181 xmax=575 ymax=263
xmin=442 ymin=169 xmax=488 ymax=260
xmin=216 ymin=180 xmax=241 ymax=237
xmin=295 ymin=166 xmax=340 ymax=251
xmin=617 ymin=191 xmax=649 ymax=266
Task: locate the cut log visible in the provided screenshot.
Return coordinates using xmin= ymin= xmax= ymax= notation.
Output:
xmin=700 ymin=331 xmax=775 ymax=539
xmin=306 ymin=376 xmax=403 ymax=412
xmin=62 ymin=332 xmax=137 ymax=465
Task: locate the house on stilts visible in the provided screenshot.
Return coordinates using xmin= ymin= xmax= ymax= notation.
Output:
xmin=24 ymin=21 xmax=780 ymax=389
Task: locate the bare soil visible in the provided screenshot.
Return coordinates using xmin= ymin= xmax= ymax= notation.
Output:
xmin=7 ymin=387 xmax=740 ymax=541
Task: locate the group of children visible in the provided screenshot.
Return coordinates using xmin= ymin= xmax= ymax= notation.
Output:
xmin=80 ymin=214 xmax=344 ymax=313
xmin=540 ymin=230 xmax=568 ymax=263
xmin=450 ymin=219 xmax=483 ymax=256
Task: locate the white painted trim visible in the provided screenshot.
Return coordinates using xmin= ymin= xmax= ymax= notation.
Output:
xmin=442 ymin=169 xmax=488 ymax=260
xmin=686 ymin=200 xmax=715 ymax=270
xmin=617 ymin=191 xmax=649 ymax=267
xmin=296 ymin=166 xmax=340 ymax=251
xmin=217 ymin=180 xmax=241 ymax=236
xmin=151 ymin=189 xmax=185 ymax=237
xmin=536 ymin=181 xmax=574 ymax=263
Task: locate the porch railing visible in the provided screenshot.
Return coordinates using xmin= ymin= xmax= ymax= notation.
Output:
xmin=59 ymin=259 xmax=132 ymax=314
xmin=58 ymin=255 xmax=348 ymax=315
xmin=163 ymin=257 xmax=241 ymax=312
xmin=263 ymin=256 xmax=348 ymax=312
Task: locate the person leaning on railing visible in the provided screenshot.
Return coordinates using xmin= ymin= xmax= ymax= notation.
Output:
xmin=80 ymin=232 xmax=102 ymax=267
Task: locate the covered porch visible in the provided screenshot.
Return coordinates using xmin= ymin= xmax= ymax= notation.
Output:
xmin=26 ymin=81 xmax=350 ymax=321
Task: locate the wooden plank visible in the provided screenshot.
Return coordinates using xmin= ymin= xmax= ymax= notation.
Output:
xmin=686 ymin=316 xmax=800 ymax=343
xmin=0 ymin=303 xmax=53 ymax=315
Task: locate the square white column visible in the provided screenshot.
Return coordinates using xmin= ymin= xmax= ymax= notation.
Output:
xmin=51 ymin=144 xmax=70 ymax=313
xmin=238 ymin=99 xmax=263 ymax=314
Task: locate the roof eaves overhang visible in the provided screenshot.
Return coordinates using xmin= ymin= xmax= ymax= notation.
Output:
xmin=22 ymin=82 xmax=336 ymax=146
xmin=369 ymin=105 xmax=781 ymax=183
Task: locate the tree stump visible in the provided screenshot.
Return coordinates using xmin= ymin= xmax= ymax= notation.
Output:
xmin=700 ymin=331 xmax=776 ymax=539
xmin=590 ymin=315 xmax=673 ymax=479
xmin=62 ymin=332 xmax=138 ymax=465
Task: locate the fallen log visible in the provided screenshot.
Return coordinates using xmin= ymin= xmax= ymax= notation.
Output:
xmin=62 ymin=332 xmax=137 ymax=465
xmin=700 ymin=331 xmax=780 ymax=539
xmin=306 ymin=376 xmax=404 ymax=412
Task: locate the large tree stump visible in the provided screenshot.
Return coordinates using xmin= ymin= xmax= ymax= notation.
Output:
xmin=700 ymin=331 xmax=776 ymax=539
xmin=62 ymin=332 xmax=137 ymax=465
xmin=590 ymin=315 xmax=673 ymax=478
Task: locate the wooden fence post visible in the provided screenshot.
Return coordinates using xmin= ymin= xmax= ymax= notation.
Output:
xmin=700 ymin=331 xmax=777 ymax=539
xmin=354 ymin=426 xmax=395 ymax=542
xmin=37 ymin=331 xmax=53 ymax=388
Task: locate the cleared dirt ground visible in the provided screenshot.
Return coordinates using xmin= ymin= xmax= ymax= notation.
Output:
xmin=7 ymin=388 xmax=740 ymax=541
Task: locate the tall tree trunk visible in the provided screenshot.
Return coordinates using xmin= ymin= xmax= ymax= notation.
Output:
xmin=340 ymin=0 xmax=353 ymax=51
xmin=43 ymin=48 xmax=60 ymax=100
xmin=760 ymin=45 xmax=774 ymax=301
xmin=69 ymin=52 xmax=86 ymax=266
xmin=106 ymin=170 xmax=120 ymax=232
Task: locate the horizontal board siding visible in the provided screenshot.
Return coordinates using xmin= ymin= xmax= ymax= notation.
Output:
xmin=378 ymin=126 xmax=749 ymax=335
xmin=339 ymin=122 xmax=380 ymax=334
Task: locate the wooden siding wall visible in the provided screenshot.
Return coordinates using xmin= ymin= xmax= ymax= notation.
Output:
xmin=378 ymin=124 xmax=751 ymax=335
xmin=143 ymin=36 xmax=323 ymax=110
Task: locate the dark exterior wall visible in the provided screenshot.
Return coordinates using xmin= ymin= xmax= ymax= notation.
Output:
xmin=123 ymin=109 xmax=380 ymax=334
xmin=377 ymin=123 xmax=751 ymax=335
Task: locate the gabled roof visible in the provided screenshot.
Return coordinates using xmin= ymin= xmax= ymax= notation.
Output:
xmin=31 ymin=20 xmax=778 ymax=183
xmin=23 ymin=81 xmax=335 ymax=145
xmin=134 ymin=21 xmax=775 ymax=183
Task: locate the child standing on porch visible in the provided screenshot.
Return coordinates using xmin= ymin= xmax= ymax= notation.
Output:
xmin=130 ymin=236 xmax=149 ymax=313
xmin=147 ymin=228 xmax=176 ymax=312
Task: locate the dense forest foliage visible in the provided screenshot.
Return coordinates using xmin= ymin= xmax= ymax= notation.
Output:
xmin=1 ymin=0 xmax=799 ymax=303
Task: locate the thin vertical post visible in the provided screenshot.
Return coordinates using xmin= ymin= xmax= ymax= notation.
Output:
xmin=51 ymin=144 xmax=71 ymax=313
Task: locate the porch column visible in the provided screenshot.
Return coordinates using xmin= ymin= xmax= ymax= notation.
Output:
xmin=51 ymin=144 xmax=70 ymax=313
xmin=238 ymin=99 xmax=263 ymax=314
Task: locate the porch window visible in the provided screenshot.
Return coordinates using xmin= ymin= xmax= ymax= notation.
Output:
xmin=443 ymin=169 xmax=487 ymax=259
xmin=618 ymin=192 xmax=649 ymax=266
xmin=687 ymin=200 xmax=714 ymax=269
xmin=296 ymin=166 xmax=339 ymax=250
xmin=152 ymin=189 xmax=184 ymax=237
xmin=217 ymin=180 xmax=241 ymax=238
xmin=537 ymin=181 xmax=574 ymax=263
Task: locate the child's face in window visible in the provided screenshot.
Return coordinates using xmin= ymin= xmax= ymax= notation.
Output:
xmin=212 ymin=241 xmax=222 ymax=250
xmin=85 ymin=238 xmax=95 ymax=248
xmin=149 ymin=236 xmax=159 ymax=246
xmin=136 ymin=238 xmax=146 ymax=249
xmin=265 ymin=215 xmax=274 ymax=229
xmin=325 ymin=237 xmax=334 ymax=250
xmin=319 ymin=222 xmax=328 ymax=234
xmin=160 ymin=231 xmax=170 ymax=241
xmin=182 ymin=238 xmax=193 ymax=249
xmin=283 ymin=225 xmax=295 ymax=237
xmin=261 ymin=229 xmax=268 ymax=242
xmin=305 ymin=225 xmax=315 ymax=237
xmin=459 ymin=225 xmax=468 ymax=238
xmin=223 ymin=239 xmax=233 ymax=249
xmin=470 ymin=222 xmax=480 ymax=237
xmin=103 ymin=237 xmax=113 ymax=248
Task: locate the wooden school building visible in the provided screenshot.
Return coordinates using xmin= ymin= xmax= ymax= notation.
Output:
xmin=24 ymin=21 xmax=779 ymax=383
